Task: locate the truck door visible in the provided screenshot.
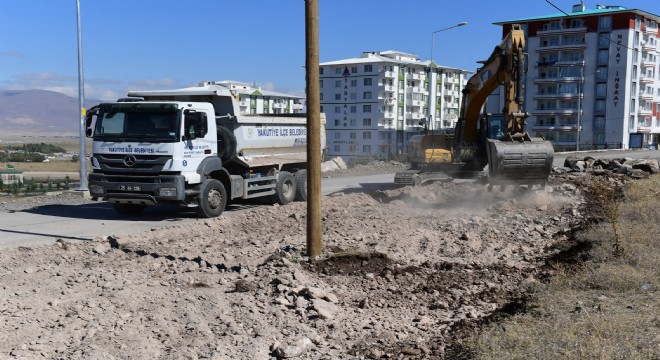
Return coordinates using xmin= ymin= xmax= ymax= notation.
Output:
xmin=180 ymin=109 xmax=215 ymax=171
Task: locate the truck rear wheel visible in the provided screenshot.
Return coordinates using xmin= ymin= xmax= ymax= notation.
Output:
xmin=112 ymin=203 xmax=146 ymax=216
xmin=293 ymin=170 xmax=307 ymax=201
xmin=270 ymin=171 xmax=296 ymax=205
xmin=195 ymin=179 xmax=227 ymax=218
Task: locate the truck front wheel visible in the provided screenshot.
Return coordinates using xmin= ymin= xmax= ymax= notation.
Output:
xmin=195 ymin=179 xmax=227 ymax=218
xmin=293 ymin=170 xmax=307 ymax=201
xmin=270 ymin=171 xmax=296 ymax=205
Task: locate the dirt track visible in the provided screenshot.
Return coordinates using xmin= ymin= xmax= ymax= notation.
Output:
xmin=0 ymin=168 xmax=591 ymax=359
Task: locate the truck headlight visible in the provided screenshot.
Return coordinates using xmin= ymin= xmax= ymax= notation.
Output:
xmin=91 ymin=156 xmax=100 ymax=168
xmin=89 ymin=185 xmax=105 ymax=195
xmin=159 ymin=187 xmax=177 ymax=197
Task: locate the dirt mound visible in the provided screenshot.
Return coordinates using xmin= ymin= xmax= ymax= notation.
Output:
xmin=0 ymin=176 xmax=585 ymax=359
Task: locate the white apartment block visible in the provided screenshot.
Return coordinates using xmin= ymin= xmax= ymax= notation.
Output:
xmin=319 ymin=51 xmax=470 ymax=160
xmin=210 ymin=80 xmax=305 ymax=115
xmin=496 ymin=4 xmax=660 ymax=151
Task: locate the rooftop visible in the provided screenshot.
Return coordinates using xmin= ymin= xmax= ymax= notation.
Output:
xmin=494 ymin=4 xmax=660 ymax=24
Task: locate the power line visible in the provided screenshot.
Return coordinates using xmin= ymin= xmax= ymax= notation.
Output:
xmin=543 ymin=0 xmax=660 ymax=54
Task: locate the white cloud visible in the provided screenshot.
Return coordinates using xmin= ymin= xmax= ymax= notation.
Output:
xmin=0 ymin=51 xmax=26 ymax=58
xmin=128 ymin=78 xmax=178 ymax=88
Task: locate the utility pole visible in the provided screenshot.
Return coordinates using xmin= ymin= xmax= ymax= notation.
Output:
xmin=76 ymin=0 xmax=88 ymax=191
xmin=305 ymin=0 xmax=322 ymax=258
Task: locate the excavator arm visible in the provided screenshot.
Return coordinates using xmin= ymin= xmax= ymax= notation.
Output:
xmin=456 ymin=24 xmax=554 ymax=184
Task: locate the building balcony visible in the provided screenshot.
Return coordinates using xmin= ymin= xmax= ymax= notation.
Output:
xmin=538 ymin=42 xmax=586 ymax=50
xmin=381 ymin=85 xmax=395 ymax=91
xmin=642 ymin=41 xmax=656 ymax=52
xmin=410 ymin=74 xmax=421 ymax=80
xmin=292 ymin=103 xmax=304 ymax=110
xmin=405 ymin=86 xmax=420 ymax=93
xmin=383 ymin=111 xmax=395 ymax=119
xmin=537 ymin=26 xmax=587 ymax=35
xmin=533 ymin=108 xmax=579 ymax=115
xmin=639 ymin=74 xmax=655 ymax=83
xmin=639 ymin=108 xmax=653 ymax=116
xmin=410 ymin=99 xmax=424 ymax=107
xmin=641 ymin=60 xmax=656 ymax=68
xmin=383 ymin=71 xmax=396 ymax=78
xmin=272 ymin=103 xmax=285 ymax=109
xmin=406 ymin=113 xmax=424 ymax=120
xmin=239 ymin=100 xmax=249 ymax=106
xmin=534 ymin=93 xmax=583 ymax=99
xmin=639 ymin=92 xmax=655 ymax=100
xmin=534 ymin=76 xmax=582 ymax=83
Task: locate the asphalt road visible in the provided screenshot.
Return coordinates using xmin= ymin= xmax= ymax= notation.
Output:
xmin=1 ymin=149 xmax=658 ymax=249
xmin=0 ymin=174 xmax=399 ymax=249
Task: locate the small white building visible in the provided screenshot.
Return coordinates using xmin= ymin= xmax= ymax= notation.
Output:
xmin=0 ymin=168 xmax=24 ymax=185
xmin=211 ymin=80 xmax=305 ymax=115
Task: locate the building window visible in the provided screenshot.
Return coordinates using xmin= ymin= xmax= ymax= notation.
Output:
xmin=334 ymin=106 xmax=341 ymax=113
xmin=596 ymin=83 xmax=607 ymax=97
xmin=363 ymin=105 xmax=372 ymax=113
xmin=363 ymin=145 xmax=371 ymax=153
xmin=334 ymin=119 xmax=339 ymax=126
xmin=350 ymin=66 xmax=357 ymax=74
xmin=320 ymin=93 xmax=323 ymax=100
xmin=363 ymin=118 xmax=372 ymax=126
xmin=335 ymin=94 xmax=341 ymax=100
xmin=363 ymin=131 xmax=372 ymax=139
xmin=597 ymin=50 xmax=608 ymax=64
xmin=335 ymin=67 xmax=341 ymax=75
xmin=319 ymin=67 xmax=324 ymax=75
xmin=364 ymin=78 xmax=372 ymax=86
xmin=596 ymin=67 xmax=608 ymax=80
xmin=335 ymin=80 xmax=341 ymax=87
xmin=320 ymin=105 xmax=323 ymax=113
xmin=334 ymin=145 xmax=340 ymax=152
xmin=350 ymin=106 xmax=357 ymax=113
xmin=363 ymin=92 xmax=372 ymax=100
xmin=594 ymin=116 xmax=606 ymax=130
xmin=350 ymin=79 xmax=357 ymax=87
xmin=350 ymin=132 xmax=356 ymax=139
xmin=595 ymin=100 xmax=606 ymax=112
xmin=350 ymin=119 xmax=356 ymax=126
xmin=350 ymin=93 xmax=357 ymax=100
xmin=599 ymin=16 xmax=611 ymax=30
xmin=334 ymin=132 xmax=341 ymax=139
xmin=364 ymin=64 xmax=373 ymax=72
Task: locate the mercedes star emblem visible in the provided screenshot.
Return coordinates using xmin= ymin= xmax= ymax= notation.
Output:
xmin=123 ymin=155 xmax=137 ymax=167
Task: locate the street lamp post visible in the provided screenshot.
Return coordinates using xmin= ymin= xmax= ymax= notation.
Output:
xmin=429 ymin=22 xmax=467 ymax=131
xmin=76 ymin=0 xmax=88 ymax=191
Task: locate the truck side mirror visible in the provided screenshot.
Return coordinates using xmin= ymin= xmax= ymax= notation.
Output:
xmin=86 ymin=128 xmax=93 ymax=137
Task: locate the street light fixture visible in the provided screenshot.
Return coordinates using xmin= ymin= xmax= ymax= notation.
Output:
xmin=428 ymin=21 xmax=467 ymax=131
xmin=431 ymin=22 xmax=468 ymax=66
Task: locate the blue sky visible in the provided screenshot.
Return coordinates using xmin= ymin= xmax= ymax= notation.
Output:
xmin=1 ymin=0 xmax=659 ymax=100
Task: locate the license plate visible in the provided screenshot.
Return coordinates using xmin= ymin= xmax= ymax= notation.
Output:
xmin=118 ymin=185 xmax=141 ymax=191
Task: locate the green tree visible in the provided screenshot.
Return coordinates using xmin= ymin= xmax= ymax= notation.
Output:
xmin=71 ymin=154 xmax=80 ymax=162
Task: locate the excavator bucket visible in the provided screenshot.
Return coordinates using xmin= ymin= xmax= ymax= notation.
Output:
xmin=486 ymin=139 xmax=554 ymax=185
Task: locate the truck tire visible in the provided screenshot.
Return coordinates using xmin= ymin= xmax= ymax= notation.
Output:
xmin=217 ymin=126 xmax=237 ymax=162
xmin=293 ymin=170 xmax=307 ymax=201
xmin=270 ymin=171 xmax=296 ymax=205
xmin=112 ymin=203 xmax=146 ymax=216
xmin=195 ymin=179 xmax=227 ymax=218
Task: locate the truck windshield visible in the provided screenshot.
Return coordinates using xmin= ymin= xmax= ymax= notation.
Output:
xmin=94 ymin=108 xmax=181 ymax=142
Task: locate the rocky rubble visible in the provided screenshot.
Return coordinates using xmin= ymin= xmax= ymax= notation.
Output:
xmin=0 ymin=173 xmax=585 ymax=359
xmin=560 ymin=155 xmax=659 ymax=179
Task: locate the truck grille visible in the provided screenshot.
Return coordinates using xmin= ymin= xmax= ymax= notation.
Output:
xmin=95 ymin=154 xmax=171 ymax=174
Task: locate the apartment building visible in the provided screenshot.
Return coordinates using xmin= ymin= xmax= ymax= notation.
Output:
xmin=319 ymin=51 xmax=470 ymax=160
xmin=212 ymin=80 xmax=305 ymax=115
xmin=496 ymin=3 xmax=660 ymax=150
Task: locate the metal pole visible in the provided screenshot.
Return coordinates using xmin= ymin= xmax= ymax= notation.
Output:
xmin=305 ymin=0 xmax=322 ymax=258
xmin=76 ymin=0 xmax=88 ymax=191
xmin=577 ymin=61 xmax=584 ymax=151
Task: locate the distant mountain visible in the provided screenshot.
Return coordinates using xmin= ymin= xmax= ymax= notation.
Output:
xmin=0 ymin=90 xmax=102 ymax=136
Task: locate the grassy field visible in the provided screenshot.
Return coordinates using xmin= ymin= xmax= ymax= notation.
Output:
xmin=1 ymin=137 xmax=91 ymax=173
xmin=463 ymin=175 xmax=660 ymax=359
xmin=3 ymin=160 xmax=83 ymax=173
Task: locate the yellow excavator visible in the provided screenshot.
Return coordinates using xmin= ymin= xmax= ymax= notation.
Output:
xmin=394 ymin=24 xmax=554 ymax=187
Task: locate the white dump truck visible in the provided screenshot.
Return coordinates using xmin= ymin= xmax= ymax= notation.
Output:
xmin=85 ymin=81 xmax=325 ymax=217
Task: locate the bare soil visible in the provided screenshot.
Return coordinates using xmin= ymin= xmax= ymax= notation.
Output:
xmin=0 ymin=165 xmax=588 ymax=359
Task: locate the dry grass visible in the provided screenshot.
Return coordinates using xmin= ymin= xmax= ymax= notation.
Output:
xmin=7 ymin=160 xmax=82 ymax=173
xmin=465 ymin=175 xmax=660 ymax=359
